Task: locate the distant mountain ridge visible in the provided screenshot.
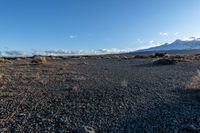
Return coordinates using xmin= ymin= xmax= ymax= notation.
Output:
xmin=140 ymin=38 xmax=200 ymax=52
xmin=2 ymin=38 xmax=200 ymax=56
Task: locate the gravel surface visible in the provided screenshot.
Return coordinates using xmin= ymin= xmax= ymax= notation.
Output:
xmin=0 ymin=55 xmax=200 ymax=133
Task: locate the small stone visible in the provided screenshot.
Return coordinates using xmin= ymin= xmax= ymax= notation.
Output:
xmin=72 ymin=126 xmax=95 ymax=133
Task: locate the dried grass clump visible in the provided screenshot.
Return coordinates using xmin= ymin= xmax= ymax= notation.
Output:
xmin=121 ymin=80 xmax=128 ymax=87
xmin=15 ymin=56 xmax=30 ymax=61
xmin=186 ymin=70 xmax=200 ymax=90
xmin=0 ymin=58 xmax=5 ymax=63
xmin=32 ymin=56 xmax=47 ymax=64
xmin=0 ymin=74 xmax=11 ymax=86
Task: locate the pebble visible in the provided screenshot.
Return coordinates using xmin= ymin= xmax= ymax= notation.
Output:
xmin=72 ymin=126 xmax=95 ymax=133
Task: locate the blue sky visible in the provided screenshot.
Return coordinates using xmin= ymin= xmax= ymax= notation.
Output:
xmin=0 ymin=0 xmax=200 ymax=52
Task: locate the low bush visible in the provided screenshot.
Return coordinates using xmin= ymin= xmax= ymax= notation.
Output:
xmin=31 ymin=56 xmax=47 ymax=64
xmin=152 ymin=52 xmax=167 ymax=58
xmin=152 ymin=58 xmax=176 ymax=65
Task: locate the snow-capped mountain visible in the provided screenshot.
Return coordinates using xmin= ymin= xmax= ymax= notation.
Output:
xmin=140 ymin=37 xmax=200 ymax=52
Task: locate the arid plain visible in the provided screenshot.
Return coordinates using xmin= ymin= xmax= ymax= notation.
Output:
xmin=0 ymin=53 xmax=200 ymax=132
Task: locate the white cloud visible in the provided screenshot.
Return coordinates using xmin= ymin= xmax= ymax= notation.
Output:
xmin=66 ymin=35 xmax=77 ymax=39
xmin=160 ymin=32 xmax=180 ymax=36
xmin=97 ymin=48 xmax=136 ymax=54
xmin=69 ymin=35 xmax=77 ymax=39
xmin=149 ymin=40 xmax=155 ymax=44
xmin=44 ymin=50 xmax=72 ymax=55
xmin=174 ymin=32 xmax=179 ymax=36
xmin=159 ymin=32 xmax=168 ymax=36
xmin=0 ymin=48 xmax=139 ymax=57
xmin=182 ymin=36 xmax=200 ymax=41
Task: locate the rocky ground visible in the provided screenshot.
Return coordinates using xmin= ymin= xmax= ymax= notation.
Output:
xmin=0 ymin=54 xmax=200 ymax=133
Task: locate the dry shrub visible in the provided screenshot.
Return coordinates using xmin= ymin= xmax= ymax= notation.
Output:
xmin=152 ymin=58 xmax=176 ymax=65
xmin=72 ymin=85 xmax=80 ymax=92
xmin=35 ymin=72 xmax=40 ymax=81
xmin=0 ymin=58 xmax=11 ymax=63
xmin=0 ymin=74 xmax=11 ymax=86
xmin=32 ymin=56 xmax=47 ymax=64
xmin=0 ymin=58 xmax=5 ymax=63
xmin=46 ymin=56 xmax=57 ymax=60
xmin=152 ymin=52 xmax=167 ymax=58
xmin=134 ymin=55 xmax=148 ymax=59
xmin=15 ymin=56 xmax=30 ymax=61
xmin=186 ymin=70 xmax=200 ymax=90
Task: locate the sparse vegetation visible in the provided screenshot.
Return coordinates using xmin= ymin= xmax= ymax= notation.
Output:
xmin=152 ymin=52 xmax=167 ymax=58
xmin=152 ymin=58 xmax=176 ymax=65
xmin=0 ymin=58 xmax=5 ymax=63
xmin=121 ymin=80 xmax=128 ymax=87
xmin=0 ymin=58 xmax=11 ymax=63
xmin=186 ymin=70 xmax=200 ymax=90
xmin=134 ymin=55 xmax=148 ymax=58
xmin=1 ymin=54 xmax=200 ymax=132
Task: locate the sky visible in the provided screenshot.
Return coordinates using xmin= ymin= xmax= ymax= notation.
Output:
xmin=0 ymin=0 xmax=200 ymax=54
